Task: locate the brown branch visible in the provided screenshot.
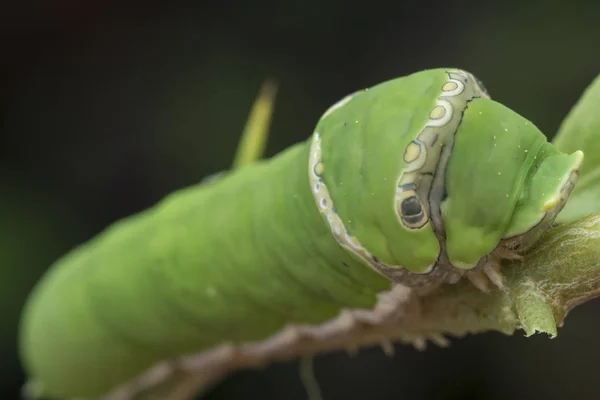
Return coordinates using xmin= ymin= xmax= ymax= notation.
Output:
xmin=106 ymin=212 xmax=600 ymax=400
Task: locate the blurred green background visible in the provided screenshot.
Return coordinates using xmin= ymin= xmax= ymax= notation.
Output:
xmin=2 ymin=1 xmax=600 ymax=399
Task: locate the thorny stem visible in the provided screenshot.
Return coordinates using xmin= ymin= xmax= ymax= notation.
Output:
xmin=126 ymin=212 xmax=600 ymax=400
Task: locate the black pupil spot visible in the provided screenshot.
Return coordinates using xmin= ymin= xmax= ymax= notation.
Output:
xmin=402 ymin=196 xmax=425 ymax=226
xmin=402 ymin=197 xmax=422 ymax=216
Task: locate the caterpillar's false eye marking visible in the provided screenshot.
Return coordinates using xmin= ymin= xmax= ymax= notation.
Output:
xmin=429 ymin=105 xmax=446 ymax=120
xmin=404 ymin=141 xmax=421 ymax=163
xmin=396 ymin=185 xmax=428 ymax=229
xmin=403 ymin=140 xmax=427 ymax=172
xmin=401 ymin=197 xmax=425 ymax=227
xmin=394 ymin=71 xmax=472 ymax=236
xmin=441 ymin=79 xmax=465 ymax=97
xmin=426 ymin=100 xmax=453 ymax=127
xmin=442 ymin=81 xmax=458 ymax=92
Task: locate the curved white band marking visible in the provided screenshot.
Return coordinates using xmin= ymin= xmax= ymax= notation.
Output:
xmin=321 ymin=92 xmax=359 ymax=120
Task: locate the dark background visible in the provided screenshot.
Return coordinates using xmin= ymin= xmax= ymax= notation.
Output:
xmin=2 ymin=1 xmax=600 ymax=399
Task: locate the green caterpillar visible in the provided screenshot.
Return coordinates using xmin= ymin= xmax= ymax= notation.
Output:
xmin=19 ymin=68 xmax=583 ymax=399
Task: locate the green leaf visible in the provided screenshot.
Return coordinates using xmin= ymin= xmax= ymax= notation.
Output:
xmin=553 ymin=73 xmax=600 ymax=223
xmin=232 ymin=79 xmax=278 ymax=169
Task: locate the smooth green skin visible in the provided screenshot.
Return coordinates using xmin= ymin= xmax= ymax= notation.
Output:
xmin=19 ymin=68 xmax=580 ymax=399
xmin=19 ymin=141 xmax=391 ymax=398
xmin=317 ymin=71 xmax=444 ymax=270
xmin=442 ymin=98 xmax=583 ymax=267
xmin=553 ymin=73 xmax=600 ymax=224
